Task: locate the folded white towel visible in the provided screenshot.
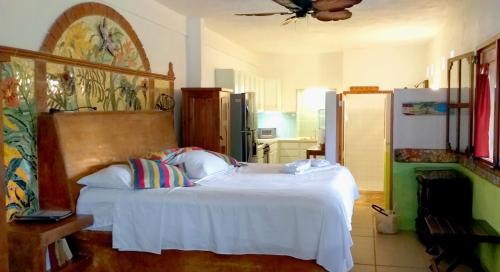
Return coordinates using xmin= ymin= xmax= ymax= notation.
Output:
xmin=282 ymin=159 xmax=311 ymax=174
xmin=311 ymin=159 xmax=330 ymax=168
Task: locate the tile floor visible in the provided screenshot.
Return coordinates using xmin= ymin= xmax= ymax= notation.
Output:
xmin=350 ymin=200 xmax=474 ymax=272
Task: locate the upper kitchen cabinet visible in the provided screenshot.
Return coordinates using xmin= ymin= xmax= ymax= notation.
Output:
xmin=215 ymin=69 xmax=283 ymax=112
xmin=216 ymin=69 xmax=262 ymax=94
xmin=281 ymin=87 xmax=297 ymax=113
xmin=215 ymin=69 xmax=264 ymax=111
xmin=264 ymin=79 xmax=282 ymax=112
xmin=256 ymin=77 xmax=265 ymax=112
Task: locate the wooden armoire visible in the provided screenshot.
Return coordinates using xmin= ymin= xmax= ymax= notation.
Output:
xmin=181 ymin=88 xmax=231 ymax=155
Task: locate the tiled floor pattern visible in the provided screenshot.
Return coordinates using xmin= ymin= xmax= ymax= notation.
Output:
xmin=350 ymin=201 xmax=474 ymax=272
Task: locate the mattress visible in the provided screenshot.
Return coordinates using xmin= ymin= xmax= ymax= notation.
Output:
xmin=77 ymin=163 xmax=359 ymax=272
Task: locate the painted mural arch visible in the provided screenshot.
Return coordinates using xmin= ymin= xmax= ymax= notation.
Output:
xmin=2 ymin=2 xmax=161 ymax=220
xmin=41 ymin=2 xmax=151 ymax=71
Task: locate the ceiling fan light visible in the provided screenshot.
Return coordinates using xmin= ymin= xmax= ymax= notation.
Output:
xmin=313 ymin=0 xmax=362 ymax=12
xmin=314 ymin=10 xmax=352 ymax=21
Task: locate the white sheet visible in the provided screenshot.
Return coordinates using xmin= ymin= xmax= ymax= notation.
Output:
xmin=78 ymin=163 xmax=359 ymax=272
xmin=76 ymin=187 xmax=139 ymax=231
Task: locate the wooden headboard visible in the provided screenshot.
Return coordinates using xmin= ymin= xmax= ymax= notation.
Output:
xmin=38 ymin=111 xmax=177 ymax=212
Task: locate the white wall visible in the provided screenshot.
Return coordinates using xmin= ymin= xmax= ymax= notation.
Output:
xmin=428 ymin=0 xmax=500 ymax=89
xmin=393 ymin=89 xmax=447 ymax=149
xmin=261 ymin=52 xmax=343 ymax=92
xmin=259 ymin=43 xmax=428 ymax=95
xmin=342 ymin=44 xmax=428 ymax=91
xmin=202 ymin=28 xmax=263 ymax=87
xmin=0 ymin=0 xmax=188 ymax=139
xmin=0 ymin=0 xmax=187 ymax=79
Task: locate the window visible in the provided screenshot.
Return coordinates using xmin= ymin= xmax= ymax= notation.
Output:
xmin=448 ymin=36 xmax=500 ymax=167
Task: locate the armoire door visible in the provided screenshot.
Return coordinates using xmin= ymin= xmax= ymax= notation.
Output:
xmin=183 ymin=92 xmax=218 ymax=151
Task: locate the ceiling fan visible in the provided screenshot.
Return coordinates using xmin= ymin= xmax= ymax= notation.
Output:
xmin=236 ymin=0 xmax=363 ymax=24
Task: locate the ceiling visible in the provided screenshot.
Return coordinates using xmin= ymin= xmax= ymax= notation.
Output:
xmin=156 ymin=0 xmax=453 ymax=54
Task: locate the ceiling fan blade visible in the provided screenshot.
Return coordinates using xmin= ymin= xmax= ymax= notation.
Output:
xmin=313 ymin=0 xmax=362 ymax=12
xmin=313 ymin=10 xmax=352 ymax=21
xmin=235 ymin=12 xmax=294 ymax=16
xmin=272 ymin=0 xmax=301 ymax=11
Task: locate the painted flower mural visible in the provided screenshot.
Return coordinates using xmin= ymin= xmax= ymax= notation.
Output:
xmin=1 ymin=59 xmax=38 ymax=221
xmin=50 ymin=16 xmax=146 ymax=111
xmin=0 ymin=78 xmax=20 ymax=108
xmin=2 ymin=13 xmax=155 ymax=220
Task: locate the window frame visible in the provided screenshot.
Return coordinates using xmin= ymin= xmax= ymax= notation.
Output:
xmin=446 ymin=52 xmax=475 ymax=155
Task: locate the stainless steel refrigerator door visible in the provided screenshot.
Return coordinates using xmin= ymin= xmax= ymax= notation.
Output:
xmin=245 ymin=92 xmax=257 ymax=162
xmin=230 ymin=93 xmax=245 ymax=162
xmin=230 ymin=92 xmax=258 ymax=162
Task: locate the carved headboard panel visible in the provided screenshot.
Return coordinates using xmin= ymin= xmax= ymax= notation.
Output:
xmin=38 ymin=111 xmax=177 ymax=211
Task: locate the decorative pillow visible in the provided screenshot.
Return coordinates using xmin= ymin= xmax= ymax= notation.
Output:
xmin=128 ymin=158 xmax=192 ymax=189
xmin=149 ymin=147 xmax=239 ymax=167
xmin=77 ymin=164 xmax=132 ymax=190
xmin=173 ymin=150 xmax=231 ymax=179
xmin=148 ymin=147 xmax=203 ymax=163
xmin=205 ymin=150 xmax=239 ymax=167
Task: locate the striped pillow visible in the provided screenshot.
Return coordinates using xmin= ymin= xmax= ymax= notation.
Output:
xmin=128 ymin=158 xmax=193 ymax=189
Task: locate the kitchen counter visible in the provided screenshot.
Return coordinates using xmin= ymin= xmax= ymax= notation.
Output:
xmin=256 ymin=138 xmax=319 ymax=163
xmin=256 ymin=138 xmax=316 ymax=145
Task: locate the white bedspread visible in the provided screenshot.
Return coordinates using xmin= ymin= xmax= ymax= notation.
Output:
xmin=81 ymin=163 xmax=359 ymax=272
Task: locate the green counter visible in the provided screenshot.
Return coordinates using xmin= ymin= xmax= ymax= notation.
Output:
xmin=393 ymin=162 xmax=500 ymax=272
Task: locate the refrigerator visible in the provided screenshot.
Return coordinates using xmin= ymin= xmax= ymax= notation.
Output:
xmin=230 ymin=92 xmax=257 ymax=162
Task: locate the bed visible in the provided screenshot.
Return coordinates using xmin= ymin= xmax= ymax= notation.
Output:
xmin=37 ymin=111 xmax=358 ymax=272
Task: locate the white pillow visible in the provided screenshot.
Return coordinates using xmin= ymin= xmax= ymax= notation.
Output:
xmin=174 ymin=150 xmax=230 ymax=179
xmin=77 ymin=164 xmax=132 ymax=190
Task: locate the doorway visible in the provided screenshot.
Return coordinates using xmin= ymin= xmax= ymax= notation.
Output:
xmin=341 ymin=92 xmax=393 ymax=207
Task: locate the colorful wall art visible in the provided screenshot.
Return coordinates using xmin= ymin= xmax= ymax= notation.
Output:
xmin=402 ymin=102 xmax=447 ymax=115
xmin=48 ymin=15 xmax=148 ymax=111
xmin=1 ymin=58 xmax=38 ymax=220
xmin=2 ymin=3 xmax=173 ymax=221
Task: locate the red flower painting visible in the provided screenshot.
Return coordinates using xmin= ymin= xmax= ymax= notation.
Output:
xmin=0 ymin=77 xmax=20 ymax=108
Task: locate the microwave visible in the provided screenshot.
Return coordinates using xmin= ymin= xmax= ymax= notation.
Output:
xmin=257 ymin=128 xmax=277 ymax=139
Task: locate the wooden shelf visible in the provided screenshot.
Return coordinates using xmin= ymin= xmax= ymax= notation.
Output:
xmin=7 ymin=215 xmax=93 ymax=272
xmin=448 ymin=103 xmax=471 ymax=108
xmin=50 ymin=253 xmax=93 ymax=272
xmin=7 ymin=215 xmax=93 ymax=245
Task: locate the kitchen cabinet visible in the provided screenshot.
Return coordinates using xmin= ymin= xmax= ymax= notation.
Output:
xmin=215 ymin=69 xmax=287 ymax=113
xmin=182 ymin=88 xmax=231 ymax=155
xmin=215 ymin=69 xmax=266 ymax=111
xmin=279 ymin=140 xmax=317 ymax=163
xmin=264 ymin=79 xmax=282 ymax=112
xmin=269 ymin=142 xmax=279 ymax=163
xmin=216 ymin=69 xmax=261 ymax=94
xmin=256 ymin=77 xmax=265 ymax=112
xmin=281 ymin=87 xmax=297 ymax=113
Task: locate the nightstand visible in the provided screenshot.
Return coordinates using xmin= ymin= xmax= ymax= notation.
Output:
xmin=7 ymin=215 xmax=93 ymax=272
